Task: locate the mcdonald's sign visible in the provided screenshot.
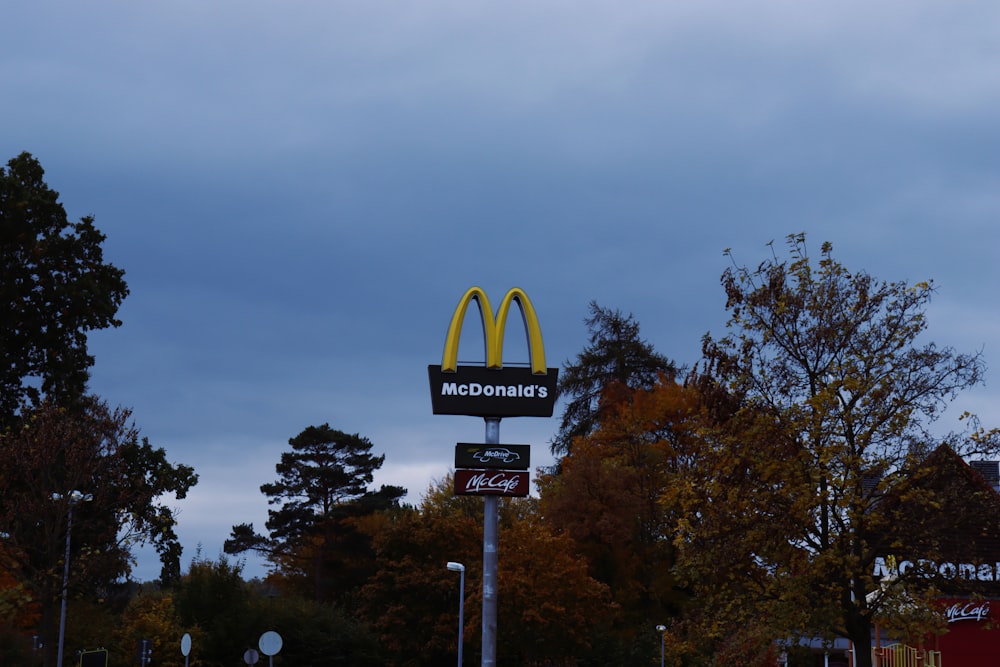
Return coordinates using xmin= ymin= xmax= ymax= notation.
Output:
xmin=428 ymin=286 xmax=558 ymax=417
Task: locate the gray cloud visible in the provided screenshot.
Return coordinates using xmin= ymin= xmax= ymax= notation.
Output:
xmin=4 ymin=0 xmax=999 ymax=580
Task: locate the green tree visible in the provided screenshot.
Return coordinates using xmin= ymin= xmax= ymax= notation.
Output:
xmin=679 ymin=234 xmax=997 ymax=667
xmin=171 ymin=552 xmax=383 ymax=666
xmin=225 ymin=423 xmax=406 ymax=602
xmin=173 ymin=554 xmax=254 ymax=667
xmin=257 ymin=593 xmax=382 ymax=666
xmin=0 ymin=399 xmax=198 ymax=665
xmin=553 ymin=301 xmax=674 ymax=456
xmin=0 ymin=152 xmax=128 ymax=426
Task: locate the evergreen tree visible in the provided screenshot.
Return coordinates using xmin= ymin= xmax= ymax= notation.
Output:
xmin=225 ymin=424 xmax=405 ymax=602
xmin=552 ymin=301 xmax=675 ymax=456
xmin=0 ymin=152 xmax=128 ymax=426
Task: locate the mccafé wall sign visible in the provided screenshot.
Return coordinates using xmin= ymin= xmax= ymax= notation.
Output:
xmin=944 ymin=600 xmax=991 ymax=623
xmin=428 ymin=287 xmax=558 ymax=418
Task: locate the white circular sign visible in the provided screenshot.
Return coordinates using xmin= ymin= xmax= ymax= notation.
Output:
xmin=258 ymin=631 xmax=283 ymax=656
xmin=180 ymin=633 xmax=192 ymax=656
xmin=243 ymin=648 xmax=259 ymax=665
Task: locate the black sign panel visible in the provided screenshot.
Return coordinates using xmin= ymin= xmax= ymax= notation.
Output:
xmin=456 ymin=443 xmax=530 ymax=470
xmin=80 ymin=650 xmax=109 ymax=667
xmin=428 ymin=365 xmax=558 ymax=417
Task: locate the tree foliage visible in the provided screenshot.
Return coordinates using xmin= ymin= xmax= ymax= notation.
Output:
xmin=114 ymin=593 xmax=187 ymax=667
xmin=171 ymin=553 xmax=382 ymax=667
xmin=0 ymin=397 xmax=197 ymax=664
xmin=0 ymin=152 xmax=128 ymax=426
xmin=0 ymin=399 xmax=197 ymax=664
xmin=539 ymin=378 xmax=704 ymax=663
xmin=553 ymin=301 xmax=675 ymax=456
xmin=357 ymin=482 xmax=482 ymax=666
xmin=676 ymin=234 xmax=995 ymax=667
xmin=357 ymin=476 xmax=612 ymax=666
xmin=225 ymin=423 xmax=406 ymax=602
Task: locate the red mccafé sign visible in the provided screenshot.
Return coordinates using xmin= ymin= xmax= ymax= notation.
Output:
xmin=454 ymin=469 xmax=529 ymax=497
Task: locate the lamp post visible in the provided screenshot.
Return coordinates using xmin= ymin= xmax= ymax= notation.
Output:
xmin=52 ymin=490 xmax=92 ymax=667
xmin=656 ymin=624 xmax=667 ymax=667
xmin=446 ymin=562 xmax=465 ymax=667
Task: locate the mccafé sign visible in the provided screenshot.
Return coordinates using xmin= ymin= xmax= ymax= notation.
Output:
xmin=455 ymin=469 xmax=530 ymax=497
xmin=944 ymin=600 xmax=991 ymax=623
xmin=428 ymin=287 xmax=558 ymax=418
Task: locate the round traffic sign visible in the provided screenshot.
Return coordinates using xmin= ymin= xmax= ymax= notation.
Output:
xmin=259 ymin=630 xmax=283 ymax=656
xmin=243 ymin=648 xmax=259 ymax=665
xmin=180 ymin=633 xmax=192 ymax=656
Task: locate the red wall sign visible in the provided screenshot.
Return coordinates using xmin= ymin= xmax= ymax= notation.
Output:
xmin=928 ymin=598 xmax=1000 ymax=667
xmin=454 ymin=469 xmax=529 ymax=497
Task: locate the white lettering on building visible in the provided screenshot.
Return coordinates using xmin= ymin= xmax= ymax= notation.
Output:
xmin=945 ymin=601 xmax=991 ymax=623
xmin=874 ymin=556 xmax=1000 ymax=582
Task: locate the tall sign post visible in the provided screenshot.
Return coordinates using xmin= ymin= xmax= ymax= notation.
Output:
xmin=429 ymin=287 xmax=558 ymax=667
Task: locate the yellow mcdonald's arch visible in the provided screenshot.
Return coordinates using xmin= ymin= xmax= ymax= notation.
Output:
xmin=441 ymin=286 xmax=547 ymax=375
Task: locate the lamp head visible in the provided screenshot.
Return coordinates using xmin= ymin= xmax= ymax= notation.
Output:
xmin=446 ymin=562 xmax=465 ymax=572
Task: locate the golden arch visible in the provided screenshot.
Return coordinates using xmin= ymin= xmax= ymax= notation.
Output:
xmin=441 ymin=286 xmax=547 ymax=375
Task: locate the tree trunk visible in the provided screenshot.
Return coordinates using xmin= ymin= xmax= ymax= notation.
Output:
xmin=846 ymin=615 xmax=873 ymax=667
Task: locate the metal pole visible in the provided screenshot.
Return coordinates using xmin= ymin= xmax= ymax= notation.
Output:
xmin=656 ymin=624 xmax=666 ymax=667
xmin=56 ymin=503 xmax=73 ymax=667
xmin=482 ymin=417 xmax=500 ymax=667
xmin=458 ymin=567 xmax=465 ymax=667
xmin=447 ymin=562 xmax=465 ymax=667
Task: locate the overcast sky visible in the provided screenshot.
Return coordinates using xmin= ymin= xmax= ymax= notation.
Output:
xmin=4 ymin=0 xmax=999 ymax=581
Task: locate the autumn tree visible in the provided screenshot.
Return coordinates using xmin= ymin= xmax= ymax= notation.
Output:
xmin=0 ymin=541 xmax=40 ymax=665
xmin=114 ymin=593 xmax=188 ymax=667
xmin=358 ymin=475 xmax=612 ymax=666
xmin=539 ymin=378 xmax=703 ymax=663
xmin=0 ymin=152 xmax=128 ymax=427
xmin=553 ymin=301 xmax=674 ymax=456
xmin=357 ymin=479 xmax=483 ymax=666
xmin=0 ymin=399 xmax=197 ymax=666
xmin=225 ymin=423 xmax=406 ymax=602
xmin=494 ymin=500 xmax=614 ymax=665
xmin=676 ymin=234 xmax=997 ymax=667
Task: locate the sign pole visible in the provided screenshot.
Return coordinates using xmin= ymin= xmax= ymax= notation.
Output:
xmin=429 ymin=287 xmax=558 ymax=667
xmin=482 ymin=416 xmax=500 ymax=667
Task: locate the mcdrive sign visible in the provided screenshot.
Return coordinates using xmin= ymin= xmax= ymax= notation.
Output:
xmin=456 ymin=443 xmax=530 ymax=470
xmin=428 ymin=287 xmax=558 ymax=418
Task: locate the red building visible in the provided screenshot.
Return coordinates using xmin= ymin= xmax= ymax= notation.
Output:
xmin=875 ymin=446 xmax=1000 ymax=666
xmin=786 ymin=445 xmax=1000 ymax=667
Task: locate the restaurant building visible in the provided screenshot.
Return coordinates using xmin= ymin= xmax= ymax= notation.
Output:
xmin=887 ymin=447 xmax=1000 ymax=666
xmin=788 ymin=445 xmax=1000 ymax=667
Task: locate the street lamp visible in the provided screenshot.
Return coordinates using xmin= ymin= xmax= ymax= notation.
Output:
xmin=655 ymin=624 xmax=667 ymax=667
xmin=52 ymin=490 xmax=92 ymax=667
xmin=446 ymin=562 xmax=465 ymax=667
